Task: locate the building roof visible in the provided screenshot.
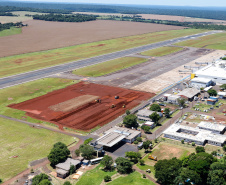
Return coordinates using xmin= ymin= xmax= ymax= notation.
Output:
xmin=137 ymin=109 xmax=162 ymax=118
xmin=218 ymin=92 xmax=226 ymax=96
xmin=56 ymin=158 xmax=81 ymax=171
xmin=56 ymin=168 xmax=68 ymax=175
xmin=144 ymin=121 xmax=155 ymax=126
xmin=177 ymin=88 xmax=200 ymax=99
xmin=198 ymin=121 xmax=226 ymax=132
xmin=163 ymin=124 xmax=226 ymax=144
xmin=191 ymin=77 xmax=212 ymax=83
xmin=83 ymin=160 xmax=89 ymax=163
xmin=96 ymin=127 xmax=141 ymax=147
xmin=168 ymin=95 xmax=180 ymax=101
xmin=194 ymin=60 xmax=226 ymax=79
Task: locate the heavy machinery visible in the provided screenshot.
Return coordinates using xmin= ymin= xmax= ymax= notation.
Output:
xmin=122 ymin=104 xmax=126 ymax=108
xmin=148 ymin=155 xmax=157 ymax=161
xmin=111 ymin=104 xmax=116 ymax=108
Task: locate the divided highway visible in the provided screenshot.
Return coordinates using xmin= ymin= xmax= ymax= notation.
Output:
xmin=0 ymin=30 xmax=220 ymax=89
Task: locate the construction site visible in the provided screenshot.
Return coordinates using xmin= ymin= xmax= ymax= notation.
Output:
xmin=9 ymin=82 xmax=154 ymax=131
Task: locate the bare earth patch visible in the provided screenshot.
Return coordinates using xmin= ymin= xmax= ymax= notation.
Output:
xmin=0 ymin=20 xmax=184 ymax=57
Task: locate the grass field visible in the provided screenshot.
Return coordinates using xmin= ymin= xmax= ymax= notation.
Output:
xmin=141 ymin=46 xmax=183 ymax=57
xmin=108 ymin=171 xmax=156 ymax=185
xmin=0 ymin=117 xmax=75 ymax=181
xmin=0 ymin=78 xmax=77 ymax=126
xmin=76 ymin=165 xmax=117 ymax=185
xmin=73 ymin=57 xmax=148 ymax=77
xmin=0 ymin=29 xmax=204 ymax=78
xmin=176 ymin=32 xmax=226 ymax=50
xmin=0 ymin=27 xmax=21 ymax=37
xmin=0 ymin=11 xmax=45 ymax=23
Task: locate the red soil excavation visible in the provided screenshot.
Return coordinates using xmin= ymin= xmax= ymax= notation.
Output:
xmin=9 ymin=82 xmax=154 ymax=131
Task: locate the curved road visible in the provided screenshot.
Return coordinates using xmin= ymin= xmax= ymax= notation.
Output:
xmin=0 ymin=30 xmax=221 ymax=90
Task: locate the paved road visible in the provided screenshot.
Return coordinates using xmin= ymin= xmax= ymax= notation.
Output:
xmin=0 ymin=30 xmax=221 ymax=89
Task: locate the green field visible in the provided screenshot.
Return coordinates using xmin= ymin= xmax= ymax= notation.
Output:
xmin=76 ymin=165 xmax=117 ymax=185
xmin=0 ymin=117 xmax=75 ymax=181
xmin=108 ymin=171 xmax=156 ymax=185
xmin=73 ymin=57 xmax=147 ymax=77
xmin=176 ymin=32 xmax=226 ymax=50
xmin=141 ymin=46 xmax=183 ymax=57
xmin=0 ymin=78 xmax=77 ymax=126
xmin=0 ymin=29 xmax=204 ymax=78
xmin=0 ymin=27 xmax=21 ymax=37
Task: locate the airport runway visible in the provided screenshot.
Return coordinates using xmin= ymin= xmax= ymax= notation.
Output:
xmin=0 ymin=30 xmax=221 ymax=89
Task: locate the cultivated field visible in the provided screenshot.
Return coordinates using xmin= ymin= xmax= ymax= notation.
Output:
xmin=0 ymin=117 xmax=75 ymax=181
xmin=0 ymin=27 xmax=21 ymax=37
xmin=176 ymin=32 xmax=226 ymax=50
xmin=141 ymin=46 xmax=184 ymax=57
xmin=10 ymin=82 xmax=154 ymax=131
xmin=73 ymin=57 xmax=148 ymax=77
xmin=0 ymin=19 xmax=185 ymax=58
xmin=0 ymin=78 xmax=76 ymax=125
xmin=0 ymin=28 xmax=204 ymax=78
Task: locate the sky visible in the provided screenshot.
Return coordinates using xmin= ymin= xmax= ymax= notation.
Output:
xmin=10 ymin=0 xmax=226 ymax=7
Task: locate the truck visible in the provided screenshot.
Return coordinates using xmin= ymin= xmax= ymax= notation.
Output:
xmin=148 ymin=155 xmax=157 ymax=161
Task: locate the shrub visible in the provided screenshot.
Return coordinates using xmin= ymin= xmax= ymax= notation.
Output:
xmin=181 ymin=140 xmax=184 ymax=144
xmin=104 ymin=175 xmax=111 ymax=182
xmin=195 ymin=146 xmax=205 ymax=153
xmin=139 ymin=159 xmax=145 ymax=165
xmin=136 ymin=137 xmax=142 ymax=142
xmin=143 ymin=174 xmax=146 ymax=178
xmin=134 ymin=140 xmax=138 ymax=144
xmin=192 ymin=142 xmax=195 ymax=146
xmin=75 ymin=149 xmax=80 ymax=157
xmin=84 ymin=138 xmax=93 ymax=145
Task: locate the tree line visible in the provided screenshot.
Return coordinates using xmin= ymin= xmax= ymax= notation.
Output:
xmin=32 ymin=13 xmax=97 ymax=22
xmin=0 ymin=22 xmax=25 ymax=32
xmin=0 ymin=12 xmax=16 ymax=16
xmin=1 ymin=2 xmax=226 ymax=20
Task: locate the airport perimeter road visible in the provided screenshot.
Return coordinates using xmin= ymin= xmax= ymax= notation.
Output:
xmin=0 ymin=31 xmax=220 ymax=89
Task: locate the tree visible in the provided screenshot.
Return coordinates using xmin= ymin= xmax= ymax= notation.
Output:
xmin=181 ymin=139 xmax=184 ymax=144
xmin=220 ymin=84 xmax=226 ymax=90
xmin=39 ymin=179 xmax=51 ymax=185
xmin=32 ymin=173 xmax=49 ymax=185
xmin=48 ymin=142 xmax=70 ymax=167
xmin=211 ymin=151 xmax=217 ymax=156
xmin=136 ymin=137 xmax=142 ymax=142
xmin=63 ymin=181 xmax=72 ymax=185
xmin=141 ymin=125 xmax=150 ymax=133
xmin=139 ymin=159 xmax=145 ymax=165
xmin=100 ymin=155 xmax=113 ymax=170
xmin=79 ymin=144 xmax=95 ymax=160
xmin=207 ymin=89 xmax=217 ymax=96
xmin=196 ymin=146 xmax=205 ymax=153
xmin=84 ymin=138 xmax=93 ymax=145
xmin=75 ymin=149 xmax=80 ymax=157
xmin=126 ymin=109 xmax=130 ymax=115
xmin=0 ymin=179 xmax=2 ymax=184
xmin=164 ymin=108 xmax=170 ymax=118
xmin=223 ymin=145 xmax=226 ymax=152
xmin=149 ymin=112 xmax=160 ymax=124
xmin=143 ymin=140 xmax=151 ymax=151
xmin=150 ymin=104 xmax=161 ymax=112
xmin=188 ymin=152 xmax=217 ymax=183
xmin=123 ymin=114 xmax=138 ymax=128
xmin=192 ymin=142 xmax=195 ymax=146
xmin=174 ymin=168 xmax=202 ymax=185
xmin=154 ymin=158 xmax=182 ymax=185
xmin=207 ymin=162 xmax=226 ymax=185
xmin=178 ymin=98 xmax=186 ymax=107
xmin=104 ymin=175 xmax=112 ymax=182
xmin=115 ymin=157 xmax=133 ymax=174
xmin=125 ymin=151 xmax=141 ymax=163
xmin=69 ymin=165 xmax=75 ymax=175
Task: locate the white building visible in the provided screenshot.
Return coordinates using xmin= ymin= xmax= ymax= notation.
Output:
xmin=218 ymin=92 xmax=226 ymax=99
xmin=163 ymin=123 xmax=226 ymax=146
xmin=198 ymin=121 xmax=226 ymax=134
xmin=143 ymin=121 xmax=155 ymax=129
xmin=193 ymin=59 xmax=226 ymax=84
xmin=167 ymin=95 xmax=181 ymax=104
xmin=137 ymin=109 xmax=163 ymax=121
xmin=191 ymin=77 xmax=213 ymax=89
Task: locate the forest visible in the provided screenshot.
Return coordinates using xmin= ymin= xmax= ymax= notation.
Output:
xmin=1 ymin=2 xmax=226 ymax=20
xmin=32 ymin=14 xmax=97 ymax=22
